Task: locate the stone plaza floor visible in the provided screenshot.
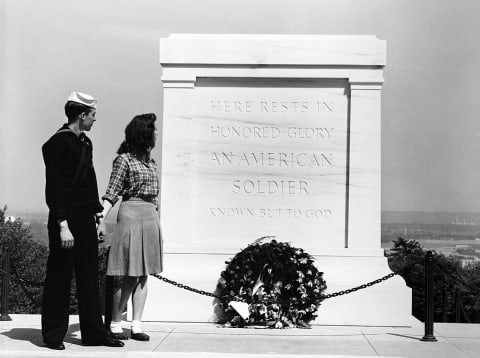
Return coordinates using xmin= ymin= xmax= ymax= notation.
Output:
xmin=1 ymin=315 xmax=479 ymax=357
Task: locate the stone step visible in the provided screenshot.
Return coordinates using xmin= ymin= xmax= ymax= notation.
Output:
xmin=0 ymin=352 xmax=398 ymax=358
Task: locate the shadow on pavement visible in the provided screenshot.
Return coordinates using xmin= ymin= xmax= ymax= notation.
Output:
xmin=1 ymin=328 xmax=44 ymax=347
xmin=387 ymin=332 xmax=423 ymax=341
xmin=1 ymin=323 xmax=81 ymax=347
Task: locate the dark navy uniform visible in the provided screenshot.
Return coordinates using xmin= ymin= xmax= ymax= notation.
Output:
xmin=41 ymin=124 xmax=108 ymax=345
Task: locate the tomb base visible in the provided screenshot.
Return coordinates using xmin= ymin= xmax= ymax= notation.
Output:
xmin=134 ymin=249 xmax=412 ymax=326
xmin=144 ymin=35 xmax=414 ymax=327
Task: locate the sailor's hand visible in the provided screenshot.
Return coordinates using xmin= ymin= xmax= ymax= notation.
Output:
xmin=97 ymin=218 xmax=106 ymax=243
xmin=59 ymin=221 xmax=74 ymax=249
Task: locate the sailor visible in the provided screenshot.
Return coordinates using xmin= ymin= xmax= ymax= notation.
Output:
xmin=41 ymin=92 xmax=124 ymax=350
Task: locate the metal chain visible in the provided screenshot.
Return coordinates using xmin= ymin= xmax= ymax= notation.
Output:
xmin=0 ymin=268 xmax=44 ymax=287
xmin=153 ymin=272 xmax=398 ymax=301
xmin=153 ymin=274 xmax=220 ymax=298
xmin=321 ymin=272 xmax=397 ymax=299
xmin=1 ymin=267 xmax=398 ymax=299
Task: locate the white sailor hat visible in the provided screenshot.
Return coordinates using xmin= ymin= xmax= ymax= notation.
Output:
xmin=67 ymin=91 xmax=98 ymax=108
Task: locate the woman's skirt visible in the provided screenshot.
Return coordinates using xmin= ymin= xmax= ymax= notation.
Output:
xmin=107 ymin=198 xmax=163 ymax=276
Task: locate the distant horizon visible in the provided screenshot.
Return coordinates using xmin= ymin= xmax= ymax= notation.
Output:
xmin=1 ymin=1 xmax=480 ymax=214
xmin=7 ymin=208 xmax=480 ymax=215
xmin=6 ymin=205 xmax=480 ymax=227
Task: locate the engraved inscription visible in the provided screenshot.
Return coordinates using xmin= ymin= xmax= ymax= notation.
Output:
xmin=209 ymin=126 xmax=333 ymax=139
xmin=209 ymin=207 xmax=332 ymax=219
xmin=211 ymin=152 xmax=333 ymax=168
xmin=195 ymin=87 xmax=347 ymax=227
xmin=232 ymin=180 xmax=309 ymax=195
xmin=210 ymin=100 xmax=334 ymax=113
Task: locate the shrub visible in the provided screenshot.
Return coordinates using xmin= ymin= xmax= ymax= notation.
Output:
xmin=0 ymin=206 xmax=109 ymax=314
xmin=0 ymin=206 xmax=47 ymax=313
xmin=387 ymin=237 xmax=480 ymax=322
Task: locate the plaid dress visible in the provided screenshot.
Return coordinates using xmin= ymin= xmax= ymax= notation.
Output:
xmin=103 ymin=153 xmax=163 ymax=276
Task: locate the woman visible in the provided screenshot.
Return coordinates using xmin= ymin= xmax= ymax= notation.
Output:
xmin=97 ymin=113 xmax=162 ymax=341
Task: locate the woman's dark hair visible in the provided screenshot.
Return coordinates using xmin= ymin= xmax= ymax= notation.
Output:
xmin=64 ymin=101 xmax=92 ymax=122
xmin=117 ymin=113 xmax=157 ymax=158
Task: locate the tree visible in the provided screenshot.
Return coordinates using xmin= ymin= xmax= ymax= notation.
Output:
xmin=0 ymin=206 xmax=48 ymax=313
xmin=387 ymin=237 xmax=480 ymax=322
xmin=0 ymin=205 xmax=109 ymax=314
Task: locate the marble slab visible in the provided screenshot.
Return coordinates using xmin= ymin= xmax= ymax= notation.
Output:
xmin=191 ymin=78 xmax=348 ymax=252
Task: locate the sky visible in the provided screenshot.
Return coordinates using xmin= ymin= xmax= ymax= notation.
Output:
xmin=1 ymin=0 xmax=479 ymax=213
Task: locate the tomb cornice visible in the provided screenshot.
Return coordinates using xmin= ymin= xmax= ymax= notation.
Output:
xmin=160 ymin=34 xmax=386 ymax=67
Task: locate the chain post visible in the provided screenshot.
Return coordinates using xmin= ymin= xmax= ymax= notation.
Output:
xmin=421 ymin=251 xmax=437 ymax=342
xmin=454 ymin=289 xmax=461 ymax=323
xmin=1 ymin=249 xmax=12 ymax=321
xmin=441 ymin=287 xmax=447 ymax=322
xmin=104 ymin=247 xmax=114 ymax=330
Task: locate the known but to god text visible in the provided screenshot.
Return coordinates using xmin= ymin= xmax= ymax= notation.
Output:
xmin=209 ymin=207 xmax=333 ymax=219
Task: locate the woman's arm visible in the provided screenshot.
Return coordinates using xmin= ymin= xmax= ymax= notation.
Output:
xmin=96 ymin=199 xmax=112 ymax=239
xmin=97 ymin=155 xmax=128 ymax=238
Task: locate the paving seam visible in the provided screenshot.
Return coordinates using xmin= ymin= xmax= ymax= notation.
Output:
xmin=442 ymin=335 xmax=472 ymax=358
xmin=154 ymin=327 xmax=176 ymax=351
xmin=167 ymin=330 xmax=373 ymax=337
xmin=361 ymin=331 xmax=380 ymax=356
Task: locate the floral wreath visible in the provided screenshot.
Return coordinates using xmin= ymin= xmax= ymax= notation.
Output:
xmin=217 ymin=238 xmax=327 ymax=328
